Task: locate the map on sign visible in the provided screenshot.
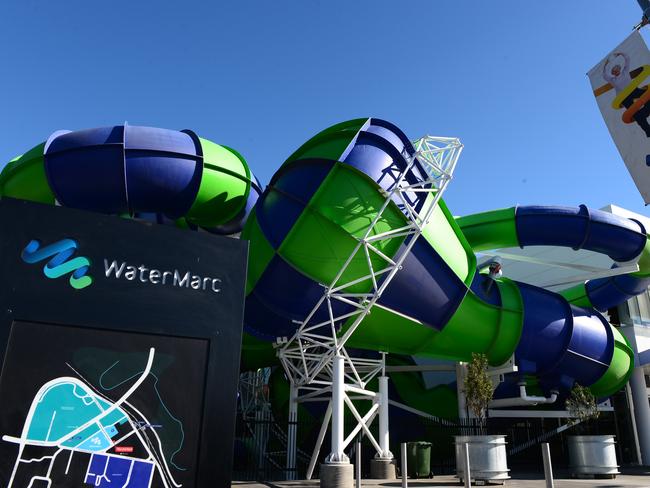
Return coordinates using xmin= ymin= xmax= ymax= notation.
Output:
xmin=0 ymin=322 xmax=208 ymax=488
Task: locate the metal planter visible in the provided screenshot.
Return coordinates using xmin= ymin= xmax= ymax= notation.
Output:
xmin=455 ymin=435 xmax=510 ymax=483
xmin=568 ymin=435 xmax=619 ymax=478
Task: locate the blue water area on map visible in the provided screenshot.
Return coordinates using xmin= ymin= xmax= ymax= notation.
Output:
xmin=26 ymin=379 xmax=131 ymax=449
xmin=27 ymin=382 xmax=106 ymax=442
xmin=85 ymin=454 xmax=154 ymax=488
xmin=60 ymin=422 xmax=114 ymax=451
xmin=76 ymin=428 xmax=112 ymax=451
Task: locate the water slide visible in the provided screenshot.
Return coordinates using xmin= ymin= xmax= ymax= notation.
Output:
xmin=0 ymin=125 xmax=261 ymax=234
xmin=242 ymin=117 xmax=646 ymax=398
xmin=2 ymin=119 xmax=649 ymax=401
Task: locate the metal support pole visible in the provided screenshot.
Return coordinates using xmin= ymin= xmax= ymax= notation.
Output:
xmin=630 ymin=366 xmax=650 ymax=465
xmin=401 ymin=442 xmax=407 ymax=488
xmin=541 ymin=442 xmax=554 ymax=488
xmin=456 ymin=362 xmax=468 ymax=419
xmin=286 ymin=382 xmax=298 ymax=480
xmin=327 ymin=354 xmax=348 ymax=463
xmin=463 ymin=442 xmax=471 ymax=488
xmin=626 ymin=382 xmax=643 ymax=465
xmin=377 ymin=375 xmax=392 ymax=459
xmin=356 ymin=441 xmax=361 ymax=488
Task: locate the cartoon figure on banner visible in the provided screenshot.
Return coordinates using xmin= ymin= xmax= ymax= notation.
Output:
xmin=599 ymin=51 xmax=650 ymax=136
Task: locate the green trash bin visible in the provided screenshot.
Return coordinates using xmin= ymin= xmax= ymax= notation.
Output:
xmin=406 ymin=441 xmax=432 ymax=478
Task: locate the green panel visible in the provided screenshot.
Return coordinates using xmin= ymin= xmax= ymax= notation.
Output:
xmin=589 ymin=326 xmax=634 ymax=398
xmin=241 ymin=207 xmax=275 ymax=295
xmin=186 ymin=138 xmax=250 ymax=227
xmin=456 ymin=207 xmax=519 ymax=252
xmin=418 ymin=288 xmax=522 ymax=365
xmin=484 ymin=278 xmax=524 ymax=365
xmin=346 ymin=281 xmax=522 ymax=367
xmin=240 ymin=332 xmax=278 ymax=371
xmin=0 ymin=143 xmax=55 ymax=204
xmin=283 ymin=118 xmax=368 ymax=167
xmin=421 ymin=197 xmax=476 ymax=285
xmin=346 ymin=304 xmax=439 ymax=354
xmin=560 ymin=283 xmax=593 ymax=308
xmin=389 ymin=364 xmax=459 ymax=419
xmin=279 ymin=164 xmax=406 ymax=293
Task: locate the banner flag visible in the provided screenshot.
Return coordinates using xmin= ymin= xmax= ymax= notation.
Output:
xmin=589 ymin=31 xmax=650 ymax=204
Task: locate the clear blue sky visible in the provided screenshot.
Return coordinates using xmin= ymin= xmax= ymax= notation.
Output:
xmin=1 ymin=0 xmax=648 ymax=217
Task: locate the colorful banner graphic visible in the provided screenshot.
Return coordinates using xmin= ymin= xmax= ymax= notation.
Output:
xmin=589 ymin=31 xmax=650 ymax=204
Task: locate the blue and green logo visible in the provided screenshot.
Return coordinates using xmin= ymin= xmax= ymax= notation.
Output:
xmin=21 ymin=239 xmax=93 ymax=290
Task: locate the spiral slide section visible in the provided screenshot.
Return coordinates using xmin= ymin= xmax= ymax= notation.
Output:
xmin=0 ymin=124 xmax=261 ymax=234
xmin=457 ymin=206 xmax=650 ymax=396
xmin=243 ymin=118 xmax=647 ymax=398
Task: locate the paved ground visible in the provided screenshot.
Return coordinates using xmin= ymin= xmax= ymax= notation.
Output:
xmin=233 ymin=469 xmax=650 ymax=487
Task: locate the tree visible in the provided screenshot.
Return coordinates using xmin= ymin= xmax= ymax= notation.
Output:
xmin=565 ymin=383 xmax=599 ymax=428
xmin=463 ymin=352 xmax=494 ymax=422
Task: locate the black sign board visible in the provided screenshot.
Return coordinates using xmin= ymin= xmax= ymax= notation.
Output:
xmin=0 ymin=198 xmax=247 ymax=488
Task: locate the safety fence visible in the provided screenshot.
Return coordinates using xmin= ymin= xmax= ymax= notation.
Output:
xmin=231 ymin=406 xmax=631 ymax=481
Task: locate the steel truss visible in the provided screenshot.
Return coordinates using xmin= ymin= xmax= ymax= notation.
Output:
xmin=276 ymin=135 xmax=463 ymax=474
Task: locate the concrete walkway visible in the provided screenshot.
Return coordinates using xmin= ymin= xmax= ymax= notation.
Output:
xmin=233 ymin=470 xmax=650 ymax=488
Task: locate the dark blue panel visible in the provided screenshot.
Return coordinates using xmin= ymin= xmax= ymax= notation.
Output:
xmin=46 ymin=126 xmax=123 ymax=152
xmin=343 ymin=132 xmax=423 ymax=212
xmin=539 ymin=307 xmax=613 ymax=390
xmin=256 ymin=188 xmax=306 ymax=250
xmin=368 ymin=118 xmax=428 ymax=181
xmin=44 ymin=125 xmax=205 ymax=217
xmin=584 ymin=209 xmax=646 ymax=261
xmin=256 ymin=161 xmax=333 ymax=249
xmin=517 ymin=281 xmax=616 ymax=391
xmin=245 ymin=255 xmax=354 ymax=339
xmin=516 ymin=205 xmax=590 ymax=250
xmin=378 ymin=237 xmax=468 ymax=330
xmin=515 ymin=283 xmax=572 ymax=375
xmin=44 ymin=126 xmax=128 ymax=213
xmin=516 ymin=205 xmax=647 ymax=261
xmin=124 ymin=126 xmax=201 ymax=217
xmin=365 ymin=125 xmax=406 ymax=154
xmin=586 ymin=272 xmax=650 ymax=311
xmin=125 ymin=151 xmax=201 ymax=217
xmin=470 ymin=273 xmax=502 ymax=307
xmin=125 ymin=125 xmax=197 ymax=154
xmin=369 ymin=118 xmax=416 ymax=156
xmin=492 ymin=374 xmax=524 ymax=398
xmin=270 ymin=159 xmax=334 ymax=203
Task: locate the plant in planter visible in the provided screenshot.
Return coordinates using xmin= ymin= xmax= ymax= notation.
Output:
xmin=564 ymin=383 xmax=619 ymax=479
xmin=565 ymin=383 xmax=600 ymax=429
xmin=463 ymin=352 xmax=494 ymax=425
xmin=456 ymin=352 xmax=509 ymax=483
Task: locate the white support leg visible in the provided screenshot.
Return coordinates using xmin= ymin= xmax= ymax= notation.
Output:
xmin=377 ymin=375 xmax=392 ymax=459
xmin=286 ymin=382 xmax=298 ymax=479
xmin=327 ymin=354 xmax=349 ymax=463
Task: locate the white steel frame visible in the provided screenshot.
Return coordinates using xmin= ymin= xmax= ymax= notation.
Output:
xmin=276 ymin=136 xmax=463 ymax=473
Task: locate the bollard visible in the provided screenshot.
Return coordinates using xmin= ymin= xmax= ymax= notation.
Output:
xmin=542 ymin=443 xmax=554 ymax=488
xmin=463 ymin=442 xmax=471 ymax=488
xmin=356 ymin=441 xmax=361 ymax=488
xmin=401 ymin=442 xmax=408 ymax=488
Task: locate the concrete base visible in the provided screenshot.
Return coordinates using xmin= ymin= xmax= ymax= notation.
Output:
xmin=319 ymin=463 xmax=353 ymax=488
xmin=369 ymin=458 xmax=396 ymax=479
